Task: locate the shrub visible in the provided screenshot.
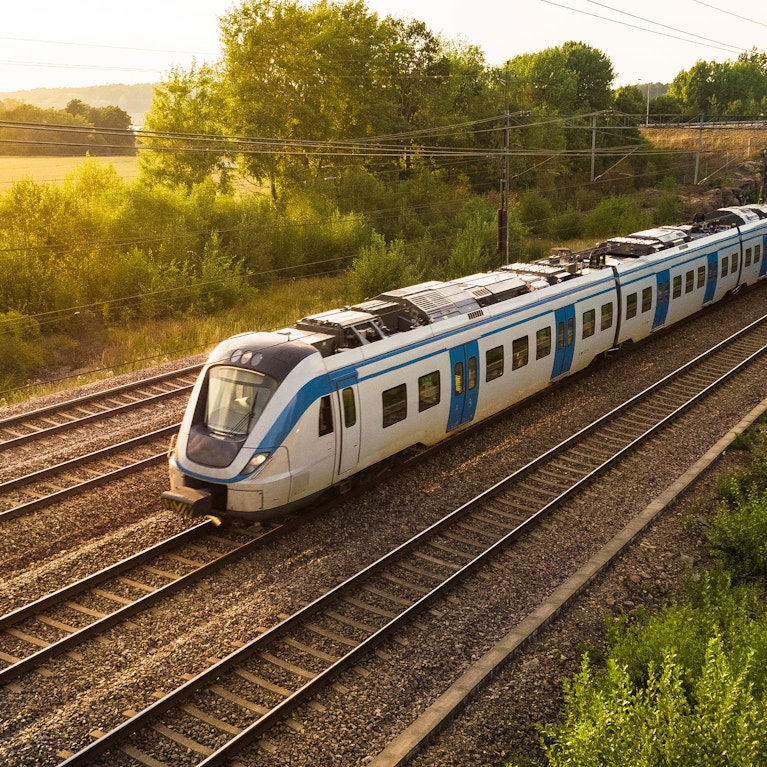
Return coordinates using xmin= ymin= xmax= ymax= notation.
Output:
xmin=585 ymin=195 xmax=651 ymax=238
xmin=347 ymin=233 xmax=422 ymax=300
xmin=517 ymin=190 xmax=554 ymax=237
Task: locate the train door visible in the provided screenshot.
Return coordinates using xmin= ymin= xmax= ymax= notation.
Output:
xmin=447 ymin=341 xmax=479 ymax=432
xmin=551 ymin=305 xmax=576 ymax=378
xmin=333 ymin=373 xmax=361 ymax=475
xmin=653 ymin=269 xmax=670 ymax=328
xmin=704 ymin=253 xmax=718 ymax=303
xmin=760 ymin=235 xmax=767 ymax=278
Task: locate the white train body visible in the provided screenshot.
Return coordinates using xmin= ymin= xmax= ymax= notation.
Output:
xmin=162 ymin=206 xmax=767 ymax=521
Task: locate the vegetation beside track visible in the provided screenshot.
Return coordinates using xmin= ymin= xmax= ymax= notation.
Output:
xmin=514 ymin=423 xmax=767 ymax=766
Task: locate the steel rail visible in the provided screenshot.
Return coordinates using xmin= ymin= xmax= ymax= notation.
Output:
xmin=57 ymin=312 xmax=767 ymax=767
xmin=0 ymin=427 xmax=178 ymax=522
xmin=0 ymin=364 xmax=200 ymax=449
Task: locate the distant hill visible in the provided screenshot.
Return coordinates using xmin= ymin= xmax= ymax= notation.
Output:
xmin=0 ymin=83 xmax=155 ymax=127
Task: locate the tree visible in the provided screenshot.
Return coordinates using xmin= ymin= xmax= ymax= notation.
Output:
xmin=220 ymin=0 xmax=396 ymax=195
xmin=508 ymin=41 xmax=614 ymax=115
xmin=139 ymin=62 xmax=232 ymax=191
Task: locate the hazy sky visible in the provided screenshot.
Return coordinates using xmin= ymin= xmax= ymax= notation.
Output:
xmin=1 ymin=0 xmax=764 ymax=93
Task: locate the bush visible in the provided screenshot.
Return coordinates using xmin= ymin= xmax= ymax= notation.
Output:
xmin=538 ymin=636 xmax=767 ymax=767
xmin=517 ymin=190 xmax=554 ymax=237
xmin=709 ymin=488 xmax=767 ymax=582
xmin=550 ymin=206 xmax=585 ymax=241
xmin=585 ymin=195 xmax=651 ymax=238
xmin=347 ymin=233 xmax=422 ymax=300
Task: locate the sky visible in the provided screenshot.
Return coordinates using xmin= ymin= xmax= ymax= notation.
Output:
xmin=1 ymin=0 xmax=765 ymax=93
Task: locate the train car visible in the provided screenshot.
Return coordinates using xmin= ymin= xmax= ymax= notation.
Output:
xmin=161 ymin=205 xmax=767 ymax=522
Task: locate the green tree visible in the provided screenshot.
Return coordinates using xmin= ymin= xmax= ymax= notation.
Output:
xmin=509 ymin=41 xmax=614 ymax=115
xmin=139 ymin=62 xmax=231 ymax=191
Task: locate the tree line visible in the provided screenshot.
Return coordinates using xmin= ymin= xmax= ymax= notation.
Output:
xmin=1 ymin=0 xmax=766 ymax=390
xmin=0 ymin=98 xmax=135 ymax=156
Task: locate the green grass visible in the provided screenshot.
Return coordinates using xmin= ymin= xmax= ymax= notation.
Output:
xmin=1 ymin=274 xmax=352 ymax=406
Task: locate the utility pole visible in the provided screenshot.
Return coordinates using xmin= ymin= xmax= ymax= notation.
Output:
xmin=694 ymin=114 xmax=704 ymax=185
xmin=498 ymin=67 xmax=510 ymax=264
xmin=590 ymin=114 xmax=597 ymax=182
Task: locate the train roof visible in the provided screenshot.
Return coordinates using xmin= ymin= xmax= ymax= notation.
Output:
xmin=272 ymin=204 xmax=767 ymax=358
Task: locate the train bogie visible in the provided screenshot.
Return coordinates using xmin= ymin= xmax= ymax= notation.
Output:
xmin=162 ymin=205 xmax=767 ymax=521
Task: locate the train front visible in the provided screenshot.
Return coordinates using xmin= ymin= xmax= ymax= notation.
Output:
xmin=161 ymin=332 xmax=324 ymax=521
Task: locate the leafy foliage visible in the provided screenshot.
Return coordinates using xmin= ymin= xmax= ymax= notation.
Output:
xmin=347 ymin=232 xmax=421 ymax=300
xmin=0 ymin=98 xmax=134 ymax=156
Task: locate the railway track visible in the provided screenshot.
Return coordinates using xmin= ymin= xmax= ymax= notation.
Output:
xmin=0 ymin=521 xmax=282 ymax=684
xmin=0 ymin=426 xmax=178 ymax=521
xmin=0 ymin=365 xmax=199 ymax=455
xmin=51 ymin=312 xmax=767 ymax=766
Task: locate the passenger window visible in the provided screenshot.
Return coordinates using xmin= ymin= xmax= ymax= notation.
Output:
xmin=418 ymin=371 xmax=440 ymax=411
xmin=697 ymin=266 xmax=705 ymax=288
xmin=512 ymin=337 xmax=529 ymax=370
xmin=626 ymin=293 xmax=637 ymax=320
xmin=708 ymin=263 xmax=716 ymax=284
xmin=567 ymin=317 xmax=574 ymax=345
xmin=746 ymin=248 xmax=752 ymax=267
xmin=319 ymin=395 xmax=333 ymax=436
xmin=672 ymin=275 xmax=682 ymax=299
xmin=583 ymin=309 xmax=595 ymax=338
xmin=732 ymin=252 xmax=738 ymax=271
xmin=342 ymin=388 xmax=356 ymax=428
xmin=468 ymin=356 xmax=477 ymax=390
xmin=557 ymin=321 xmax=565 ymax=350
xmin=486 ymin=346 xmax=504 ymax=381
xmin=600 ymin=303 xmax=613 ymax=331
xmin=757 ymin=244 xmax=762 ymax=262
xmin=536 ymin=327 xmax=551 ymax=359
xmin=642 ymin=287 xmax=652 ymax=312
xmin=721 ymin=256 xmax=728 ymax=277
xmin=382 ymin=384 xmax=407 ymax=427
xmin=685 ymin=271 xmax=694 ymax=293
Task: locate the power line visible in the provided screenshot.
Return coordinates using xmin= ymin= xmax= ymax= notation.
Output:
xmin=539 ymin=0 xmax=746 ymax=55
xmin=691 ymin=0 xmax=767 ymax=30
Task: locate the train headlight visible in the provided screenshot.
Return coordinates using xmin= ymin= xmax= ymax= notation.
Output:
xmin=239 ymin=451 xmax=271 ymax=477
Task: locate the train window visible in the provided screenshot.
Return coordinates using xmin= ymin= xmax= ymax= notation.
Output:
xmin=732 ymin=252 xmax=738 ymax=271
xmin=342 ymin=388 xmax=356 ymax=428
xmin=746 ymin=248 xmax=752 ymax=267
xmin=536 ymin=327 xmax=551 ymax=359
xmin=453 ymin=362 xmax=463 ymax=395
xmin=418 ymin=371 xmax=441 ymax=411
xmin=672 ymin=275 xmax=682 ymax=299
xmin=708 ymin=263 xmax=716 ymax=284
xmin=697 ymin=266 xmax=705 ymax=289
xmin=319 ymin=395 xmax=333 ymax=436
xmin=557 ymin=321 xmax=565 ymax=350
xmin=642 ymin=287 xmax=652 ymax=312
xmin=685 ymin=271 xmax=694 ymax=293
xmin=626 ymin=293 xmax=637 ymax=320
xmin=382 ymin=384 xmax=407 ymax=427
xmin=582 ymin=309 xmax=595 ymax=338
xmin=512 ymin=337 xmax=529 ymax=370
xmin=757 ymin=244 xmax=762 ymax=261
xmin=486 ymin=346 xmax=504 ymax=381
xmin=468 ymin=356 xmax=477 ymax=390
xmin=721 ymin=256 xmax=728 ymax=277
xmin=600 ymin=303 xmax=613 ymax=331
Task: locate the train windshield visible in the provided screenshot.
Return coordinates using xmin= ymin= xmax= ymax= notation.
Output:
xmin=205 ymin=366 xmax=278 ymax=437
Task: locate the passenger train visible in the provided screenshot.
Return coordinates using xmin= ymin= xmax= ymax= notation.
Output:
xmin=161 ymin=205 xmax=767 ymax=522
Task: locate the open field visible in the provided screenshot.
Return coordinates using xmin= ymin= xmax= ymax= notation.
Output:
xmin=642 ymin=126 xmax=767 ymax=161
xmin=0 ymin=155 xmax=139 ymax=190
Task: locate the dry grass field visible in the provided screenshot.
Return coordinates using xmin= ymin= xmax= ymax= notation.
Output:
xmin=643 ymin=126 xmax=767 ymax=163
xmin=0 ymin=155 xmax=139 ymax=190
